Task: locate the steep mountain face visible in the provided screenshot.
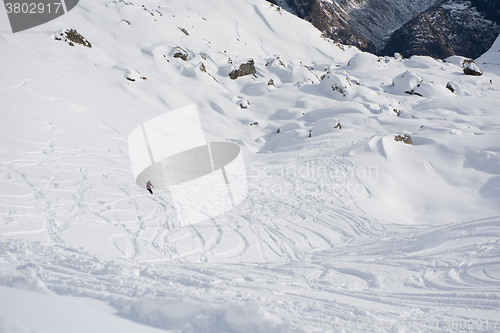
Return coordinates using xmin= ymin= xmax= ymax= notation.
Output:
xmin=268 ymin=0 xmax=440 ymax=53
xmin=382 ymin=0 xmax=500 ymax=59
xmin=471 ymin=0 xmax=500 ymax=24
xmin=270 ymin=0 xmax=500 ymax=59
xmin=268 ymin=0 xmax=376 ymax=53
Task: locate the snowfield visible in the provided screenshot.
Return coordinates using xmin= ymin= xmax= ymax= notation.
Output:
xmin=1 ymin=0 xmax=500 ymax=332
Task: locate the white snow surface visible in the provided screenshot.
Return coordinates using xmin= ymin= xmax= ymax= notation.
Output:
xmin=0 ymin=0 xmax=500 ymax=331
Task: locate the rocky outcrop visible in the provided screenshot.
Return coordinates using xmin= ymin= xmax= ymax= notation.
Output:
xmin=55 ymin=29 xmax=92 ymax=48
xmin=395 ymin=134 xmax=412 ymax=145
xmin=172 ymin=47 xmax=189 ymax=61
xmin=229 ymin=60 xmax=257 ymax=80
xmin=382 ymin=0 xmax=500 ymax=59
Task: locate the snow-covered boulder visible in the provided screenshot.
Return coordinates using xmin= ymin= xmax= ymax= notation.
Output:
xmin=265 ymin=57 xmax=288 ymax=81
xmin=347 ymin=52 xmax=388 ymax=71
xmin=300 ymin=72 xmax=351 ymax=99
xmin=311 ymin=117 xmax=341 ymax=136
xmin=446 ymin=81 xmax=466 ymax=96
xmin=412 ymin=82 xmax=455 ymax=98
xmin=444 ymin=55 xmax=469 ymax=67
xmin=320 ymin=73 xmax=351 ymax=98
xmin=391 ymin=71 xmax=423 ymax=95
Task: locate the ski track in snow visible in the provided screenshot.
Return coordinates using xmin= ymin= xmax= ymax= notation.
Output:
xmin=0 ymin=216 xmax=499 ymax=331
xmin=1 ymin=0 xmax=500 ymax=331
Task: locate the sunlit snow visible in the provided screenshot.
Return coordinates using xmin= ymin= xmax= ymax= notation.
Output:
xmin=1 ymin=0 xmax=499 ymax=332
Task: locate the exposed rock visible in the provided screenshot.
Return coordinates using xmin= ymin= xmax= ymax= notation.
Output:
xmin=179 ymin=27 xmax=189 ymax=35
xmin=334 ymin=122 xmax=341 ymax=130
xmin=405 ymin=88 xmax=423 ymax=97
xmin=268 ymin=79 xmax=275 ymax=86
xmin=446 ymin=82 xmax=455 ymax=92
xmin=234 ymin=96 xmax=250 ymax=109
xmin=55 ymin=29 xmax=92 ymax=48
xmin=229 ymin=59 xmax=256 ymax=80
xmin=172 ymin=47 xmax=189 ymax=61
xmin=463 ymin=59 xmax=483 ymax=76
xmin=240 ymin=100 xmax=250 ymax=109
xmin=394 ymin=134 xmax=412 ymax=145
xmin=332 ymin=85 xmax=347 ymax=97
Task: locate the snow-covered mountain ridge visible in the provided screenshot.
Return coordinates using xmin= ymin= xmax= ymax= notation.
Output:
xmin=1 ymin=0 xmax=500 ymax=331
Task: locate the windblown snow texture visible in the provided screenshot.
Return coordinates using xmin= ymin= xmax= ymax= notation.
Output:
xmin=1 ymin=0 xmax=500 ymax=331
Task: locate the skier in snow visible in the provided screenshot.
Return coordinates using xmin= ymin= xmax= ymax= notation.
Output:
xmin=146 ymin=180 xmax=154 ymax=195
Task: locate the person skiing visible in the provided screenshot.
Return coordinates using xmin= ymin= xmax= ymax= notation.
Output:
xmin=146 ymin=180 xmax=154 ymax=195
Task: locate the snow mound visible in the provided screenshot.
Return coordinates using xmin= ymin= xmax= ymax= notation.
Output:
xmin=311 ymin=117 xmax=341 ymax=136
xmin=120 ymin=295 xmax=297 ymax=333
xmin=390 ymin=70 xmax=423 ymax=95
xmin=412 ymin=81 xmax=455 ymax=98
xmin=445 ymin=55 xmax=470 ymax=68
xmin=347 ymin=52 xmax=388 ymax=71
xmin=301 ymin=72 xmax=351 ymax=99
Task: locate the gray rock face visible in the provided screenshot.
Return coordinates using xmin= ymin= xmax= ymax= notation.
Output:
xmin=269 ymin=0 xmax=500 ymax=59
xmin=382 ymin=0 xmax=500 ymax=59
xmin=268 ymin=0 xmax=439 ymax=53
xmin=229 ymin=60 xmax=257 ymax=80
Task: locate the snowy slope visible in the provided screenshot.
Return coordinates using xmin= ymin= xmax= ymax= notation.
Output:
xmin=1 ymin=0 xmax=500 ymax=331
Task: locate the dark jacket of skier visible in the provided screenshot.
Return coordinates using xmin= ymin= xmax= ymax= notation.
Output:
xmin=146 ymin=181 xmax=154 ymax=195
